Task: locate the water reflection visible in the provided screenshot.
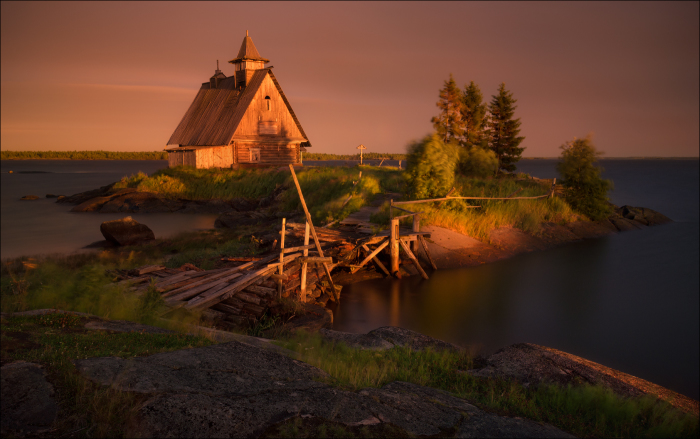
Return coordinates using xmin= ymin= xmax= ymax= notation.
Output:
xmin=334 ymin=225 xmax=699 ymax=399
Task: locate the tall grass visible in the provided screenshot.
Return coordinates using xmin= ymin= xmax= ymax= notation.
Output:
xmin=371 ymin=175 xmax=579 ymax=241
xmin=1 ymin=150 xmax=167 ymax=160
xmin=279 ymin=332 xmax=699 ymax=438
xmin=113 ymin=167 xmax=288 ymax=200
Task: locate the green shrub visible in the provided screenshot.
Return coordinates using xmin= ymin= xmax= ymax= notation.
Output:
xmin=458 ymin=147 xmax=499 ymax=178
xmin=557 ymin=136 xmax=614 ymax=220
xmin=405 ymin=134 xmax=459 ymax=199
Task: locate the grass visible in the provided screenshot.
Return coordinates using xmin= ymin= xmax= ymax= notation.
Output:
xmin=1 ymin=313 xmax=214 ymax=438
xmin=0 ymin=228 xmax=261 ymax=318
xmin=371 ymin=174 xmax=580 ymax=241
xmin=1 ymin=150 xmax=168 ymax=160
xmin=113 ymin=165 xmax=405 ymax=225
xmin=277 ymin=332 xmax=699 ymax=438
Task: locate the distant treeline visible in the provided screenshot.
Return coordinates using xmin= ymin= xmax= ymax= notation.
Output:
xmin=303 ymin=152 xmax=408 ymax=161
xmin=1 ymin=150 xmax=168 ymax=160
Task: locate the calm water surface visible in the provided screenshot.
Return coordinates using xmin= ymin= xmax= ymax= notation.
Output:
xmin=0 ymin=160 xmax=217 ymax=259
xmin=1 ymin=158 xmax=698 ymax=399
xmin=333 ymin=159 xmax=699 ymax=399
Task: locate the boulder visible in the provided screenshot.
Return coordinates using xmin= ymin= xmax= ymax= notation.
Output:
xmin=100 ymin=216 xmax=155 ymax=246
xmin=618 ymin=205 xmax=672 ymax=226
xmin=466 ymin=343 xmax=698 ymax=416
xmin=20 ymin=195 xmax=40 ymax=200
xmin=1 ymin=362 xmax=58 ymax=435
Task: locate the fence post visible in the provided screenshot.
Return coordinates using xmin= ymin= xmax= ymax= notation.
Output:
xmin=412 ymin=213 xmax=420 ymax=252
xmin=300 ymin=221 xmax=309 ymax=303
xmin=549 ymin=178 xmax=557 ymax=199
xmin=390 ymin=217 xmax=400 ymax=277
xmin=278 ymin=218 xmax=286 ymax=299
xmin=390 ymin=199 xmax=393 ymax=221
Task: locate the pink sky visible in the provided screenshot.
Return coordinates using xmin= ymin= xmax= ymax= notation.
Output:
xmin=1 ymin=2 xmax=698 ymax=157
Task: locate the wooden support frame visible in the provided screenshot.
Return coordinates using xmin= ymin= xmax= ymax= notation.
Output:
xmin=390 ymin=217 xmax=400 ymax=277
xmin=351 ymin=238 xmax=389 ymax=273
xmin=278 ymin=218 xmax=286 ymax=299
xmin=361 ymin=244 xmax=390 ymax=276
xmin=288 ymin=165 xmax=338 ymax=300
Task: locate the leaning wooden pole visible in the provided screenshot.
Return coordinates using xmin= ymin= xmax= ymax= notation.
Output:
xmin=288 ymin=165 xmax=338 ymax=299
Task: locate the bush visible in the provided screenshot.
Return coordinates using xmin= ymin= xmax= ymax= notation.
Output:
xmin=458 ymin=147 xmax=499 ymax=178
xmin=405 ymin=134 xmax=459 ymax=199
xmin=557 ymin=136 xmax=613 ymax=220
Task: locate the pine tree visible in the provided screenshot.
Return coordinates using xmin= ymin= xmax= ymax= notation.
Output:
xmin=486 ymin=83 xmax=525 ymax=174
xmin=431 ymin=74 xmax=464 ymax=144
xmin=461 ymin=81 xmax=487 ymax=150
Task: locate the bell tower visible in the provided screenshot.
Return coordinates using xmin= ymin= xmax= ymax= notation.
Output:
xmin=229 ymin=30 xmax=269 ymax=88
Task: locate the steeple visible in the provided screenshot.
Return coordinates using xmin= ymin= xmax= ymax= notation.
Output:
xmin=209 ymin=60 xmax=226 ymax=89
xmin=229 ymin=31 xmax=269 ymax=88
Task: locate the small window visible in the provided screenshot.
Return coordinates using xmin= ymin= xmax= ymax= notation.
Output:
xmin=250 ymin=148 xmax=260 ymax=163
xmin=265 ymin=96 xmax=271 ymax=111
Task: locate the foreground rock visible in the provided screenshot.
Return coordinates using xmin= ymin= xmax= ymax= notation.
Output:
xmin=74 ymin=341 xmax=570 ymax=438
xmin=320 ymin=326 xmax=461 ymax=351
xmin=1 ymin=362 xmax=58 ymax=436
xmin=468 ymin=343 xmax=699 ymax=416
xmin=100 ymin=216 xmax=155 ymax=246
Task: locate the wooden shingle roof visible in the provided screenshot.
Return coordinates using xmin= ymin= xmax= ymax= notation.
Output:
xmin=229 ymin=35 xmax=269 ymax=63
xmin=167 ymin=69 xmax=310 ymax=147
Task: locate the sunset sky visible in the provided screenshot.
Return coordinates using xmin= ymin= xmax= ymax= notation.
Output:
xmin=1 ymin=2 xmax=698 ymax=157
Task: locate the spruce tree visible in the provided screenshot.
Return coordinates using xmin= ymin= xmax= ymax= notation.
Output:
xmin=486 ymin=83 xmax=525 ymax=174
xmin=461 ymin=81 xmax=487 ymax=150
xmin=431 ymin=74 xmax=464 ymax=144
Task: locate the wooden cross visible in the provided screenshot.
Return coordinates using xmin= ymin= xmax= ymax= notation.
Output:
xmin=356 ymin=144 xmax=366 ymax=165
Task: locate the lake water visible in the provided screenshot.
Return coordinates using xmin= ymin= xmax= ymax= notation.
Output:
xmin=0 ymin=160 xmax=217 ymax=259
xmin=333 ymin=159 xmax=700 ymax=399
xmin=1 ymin=158 xmax=698 ymax=399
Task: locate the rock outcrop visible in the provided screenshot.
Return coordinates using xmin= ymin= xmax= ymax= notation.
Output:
xmin=20 ymin=195 xmax=40 ymax=200
xmin=1 ymin=362 xmax=58 ymax=436
xmin=73 ymin=341 xmax=571 ymax=438
xmin=100 ymin=216 xmax=155 ymax=246
xmin=320 ymin=326 xmax=461 ymax=351
xmin=467 ymin=343 xmax=699 ymax=416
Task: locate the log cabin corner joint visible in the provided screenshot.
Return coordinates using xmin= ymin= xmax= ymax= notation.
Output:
xmin=165 ymin=31 xmax=310 ymax=168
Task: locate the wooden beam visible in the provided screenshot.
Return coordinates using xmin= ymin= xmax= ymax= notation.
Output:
xmin=288 ymin=164 xmax=337 ymax=300
xmin=398 ymin=239 xmax=429 ymax=280
xmin=418 ymin=235 xmax=437 ymax=270
xmin=300 ymin=221 xmax=309 ymax=302
xmin=390 ymin=218 xmax=400 ymax=278
xmin=278 ymin=218 xmax=286 ymax=299
xmin=437 ymin=187 xmax=456 ymax=208
xmin=298 ymin=256 xmax=333 ymax=264
xmin=351 ymin=238 xmax=389 ymax=273
xmin=360 ymin=243 xmax=390 ymax=276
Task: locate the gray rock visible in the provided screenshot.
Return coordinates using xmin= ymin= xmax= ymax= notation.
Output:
xmin=1 ymin=362 xmax=57 ymax=435
xmin=99 ymin=191 xmax=180 ymax=213
xmin=320 ymin=326 xmax=461 ymax=351
xmin=100 ymin=216 xmax=155 ymax=245
xmin=465 ymin=343 xmax=698 ymax=416
xmin=74 ymin=341 xmax=570 ymax=438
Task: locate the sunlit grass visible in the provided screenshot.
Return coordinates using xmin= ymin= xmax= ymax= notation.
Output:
xmin=278 ymin=332 xmax=699 ymax=438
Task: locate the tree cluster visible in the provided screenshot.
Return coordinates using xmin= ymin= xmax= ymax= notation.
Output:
xmin=431 ymin=75 xmax=524 ymax=175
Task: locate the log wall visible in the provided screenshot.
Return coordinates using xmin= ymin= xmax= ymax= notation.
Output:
xmin=194 ymin=146 xmax=233 ymax=168
xmin=236 ymin=143 xmax=298 ymax=166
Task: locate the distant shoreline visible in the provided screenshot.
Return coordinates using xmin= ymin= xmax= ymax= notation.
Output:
xmin=1 ymin=150 xmax=697 ymax=161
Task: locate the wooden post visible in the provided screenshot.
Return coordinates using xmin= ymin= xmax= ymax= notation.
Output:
xmin=288 ymin=165 xmax=338 ymax=299
xmin=549 ymin=178 xmax=557 ymax=199
xmin=300 ymin=221 xmax=309 ymax=302
xmin=437 ymin=187 xmax=456 ymax=208
xmin=378 ymin=158 xmax=385 ymax=167
xmin=278 ymin=218 xmax=286 ymax=299
xmin=390 ymin=199 xmax=393 ymax=222
xmin=411 ymin=213 xmax=420 ymax=253
xmin=398 ymin=160 xmax=402 ymax=169
xmin=390 ymin=217 xmax=400 ymax=278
